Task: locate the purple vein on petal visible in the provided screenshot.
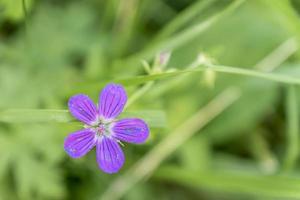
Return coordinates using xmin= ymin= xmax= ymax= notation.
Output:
xmin=104 ymin=88 xmax=110 ymax=118
xmin=96 ymin=137 xmax=124 ymax=173
xmin=112 ymin=118 xmax=149 ymax=144
xmin=99 ymin=84 xmax=127 ymax=119
xmin=107 ymin=93 xmax=116 ymax=118
xmin=64 ymin=129 xmax=96 ymax=158
xmin=109 ymin=94 xmax=120 ymax=119
xmin=105 ymin=138 xmax=115 ymax=170
xmin=68 ymin=94 xmax=98 ymax=125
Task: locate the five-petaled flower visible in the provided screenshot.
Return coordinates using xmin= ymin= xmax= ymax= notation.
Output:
xmin=64 ymin=83 xmax=149 ymax=174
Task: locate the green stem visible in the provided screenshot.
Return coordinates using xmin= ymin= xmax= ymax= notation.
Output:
xmin=118 ymin=64 xmax=300 ymax=86
xmin=283 ymin=85 xmax=299 ymax=171
xmin=210 ymin=65 xmax=300 ymax=85
xmin=125 ymin=82 xmax=154 ymax=108
xmin=73 ymin=64 xmax=300 ymax=94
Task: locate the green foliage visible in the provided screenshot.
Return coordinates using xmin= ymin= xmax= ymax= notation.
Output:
xmin=155 ymin=165 xmax=300 ymax=199
xmin=0 ymin=0 xmax=34 ymax=22
xmin=0 ymin=109 xmax=166 ymax=128
xmin=1 ymin=0 xmax=300 ymax=200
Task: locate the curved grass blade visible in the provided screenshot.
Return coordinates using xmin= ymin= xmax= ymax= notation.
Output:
xmin=123 ymin=0 xmax=246 ymax=66
xmin=155 ymin=166 xmax=300 ymax=199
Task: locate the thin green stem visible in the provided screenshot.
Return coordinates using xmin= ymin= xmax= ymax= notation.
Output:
xmin=210 ymin=65 xmax=300 ymax=85
xmin=73 ymin=64 xmax=300 ymax=94
xmin=283 ymin=85 xmax=299 ymax=171
xmin=125 ymin=81 xmax=154 ymax=108
xmin=118 ymin=64 xmax=300 ymax=86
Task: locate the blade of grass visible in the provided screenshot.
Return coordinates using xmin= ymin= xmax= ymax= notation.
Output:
xmin=283 ymin=85 xmax=299 ymax=171
xmin=254 ymin=38 xmax=298 ymax=72
xmin=248 ymin=131 xmax=278 ymax=174
xmin=100 ymin=87 xmax=240 ymax=200
xmin=0 ymin=109 xmax=72 ymax=123
xmin=0 ymin=109 xmax=166 ymax=128
xmin=210 ymin=65 xmax=300 ymax=85
xmin=262 ymin=0 xmax=300 ymax=45
xmin=155 ymin=166 xmax=300 ymax=199
xmin=112 ymin=0 xmax=140 ymax=57
xmin=122 ymin=0 xmax=245 ymax=66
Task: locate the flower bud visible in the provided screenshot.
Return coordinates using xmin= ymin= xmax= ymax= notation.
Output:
xmin=153 ymin=51 xmax=172 ymax=73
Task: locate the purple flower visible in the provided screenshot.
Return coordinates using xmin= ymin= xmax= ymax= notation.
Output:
xmin=64 ymin=83 xmax=149 ymax=174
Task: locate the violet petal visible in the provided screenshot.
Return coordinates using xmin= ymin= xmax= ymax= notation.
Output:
xmin=98 ymin=83 xmax=127 ymax=120
xmin=68 ymin=94 xmax=98 ymax=125
xmin=96 ymin=137 xmax=125 ymax=174
xmin=112 ymin=118 xmax=149 ymax=144
xmin=64 ymin=129 xmax=96 ymax=158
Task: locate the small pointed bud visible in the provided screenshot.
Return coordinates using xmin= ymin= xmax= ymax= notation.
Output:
xmin=153 ymin=51 xmax=172 ymax=73
xmin=159 ymin=51 xmax=171 ymax=69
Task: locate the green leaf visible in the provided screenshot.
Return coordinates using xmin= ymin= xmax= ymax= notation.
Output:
xmin=153 ymin=0 xmax=217 ymax=41
xmin=15 ymin=154 xmax=65 ymax=199
xmin=155 ymin=165 xmax=300 ymax=199
xmin=0 ymin=109 xmax=166 ymax=128
xmin=0 ymin=0 xmax=34 ymax=22
xmin=0 ymin=109 xmax=72 ymax=123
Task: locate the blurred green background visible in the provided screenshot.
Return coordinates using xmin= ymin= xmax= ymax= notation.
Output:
xmin=1 ymin=0 xmax=300 ymax=199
